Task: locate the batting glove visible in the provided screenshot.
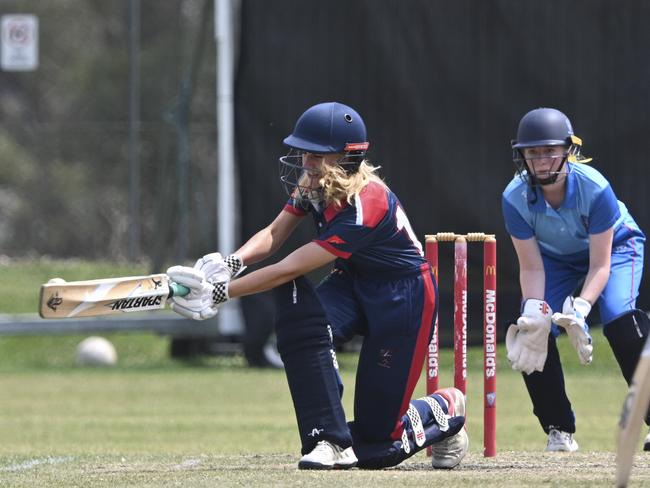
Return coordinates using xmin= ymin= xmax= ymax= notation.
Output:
xmin=211 ymin=280 xmax=230 ymax=306
xmin=552 ymin=296 xmax=593 ymax=365
xmin=166 ymin=265 xmax=219 ymax=321
xmin=506 ymin=299 xmax=553 ymax=375
xmin=224 ymin=254 xmax=245 ymax=277
xmin=194 ymin=252 xmax=246 ymax=283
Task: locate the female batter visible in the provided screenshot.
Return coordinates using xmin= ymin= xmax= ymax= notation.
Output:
xmin=167 ymin=102 xmax=467 ymax=469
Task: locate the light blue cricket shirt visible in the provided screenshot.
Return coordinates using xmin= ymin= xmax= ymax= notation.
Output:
xmin=501 ymin=163 xmax=639 ymax=261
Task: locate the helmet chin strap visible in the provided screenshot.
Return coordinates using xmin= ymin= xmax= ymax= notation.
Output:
xmin=532 ymin=174 xmax=559 ymax=186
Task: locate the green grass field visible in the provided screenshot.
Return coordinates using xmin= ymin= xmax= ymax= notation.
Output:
xmin=1 ymin=259 xmax=649 ymax=486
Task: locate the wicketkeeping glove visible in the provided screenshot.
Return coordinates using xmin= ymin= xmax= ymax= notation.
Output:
xmin=506 ymin=299 xmax=553 ymax=375
xmin=552 ymin=296 xmax=593 ymax=365
xmin=166 ymin=265 xmax=219 ymax=321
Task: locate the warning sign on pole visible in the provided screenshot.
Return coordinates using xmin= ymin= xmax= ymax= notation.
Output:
xmin=1 ymin=14 xmax=39 ymax=71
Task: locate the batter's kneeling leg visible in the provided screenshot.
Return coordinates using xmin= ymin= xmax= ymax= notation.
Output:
xmin=273 ymin=276 xmax=351 ymax=454
xmin=351 ymin=389 xmax=466 ymax=469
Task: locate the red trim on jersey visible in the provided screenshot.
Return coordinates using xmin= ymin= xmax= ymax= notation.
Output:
xmin=312 ymin=239 xmax=352 ymax=259
xmin=283 ymin=203 xmax=307 ymax=217
xmin=359 ymin=182 xmax=389 ymax=228
xmin=325 ymin=234 xmax=346 ymax=245
xmin=390 ymin=263 xmax=437 ymax=440
xmin=323 ymin=201 xmax=348 ymax=223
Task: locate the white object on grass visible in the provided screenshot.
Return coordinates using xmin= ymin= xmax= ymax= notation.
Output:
xmin=76 ymin=336 xmax=117 ymax=366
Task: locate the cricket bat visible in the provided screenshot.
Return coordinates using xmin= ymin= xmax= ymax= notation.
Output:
xmin=616 ymin=334 xmax=650 ymax=487
xmin=38 ymin=274 xmax=190 ymax=319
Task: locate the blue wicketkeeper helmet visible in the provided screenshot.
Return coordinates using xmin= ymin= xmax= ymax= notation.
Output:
xmin=512 ymin=107 xmax=575 ymax=149
xmin=511 ymin=107 xmax=590 ymax=187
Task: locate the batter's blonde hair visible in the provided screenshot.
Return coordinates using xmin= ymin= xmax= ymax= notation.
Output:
xmin=320 ymin=160 xmax=385 ymax=208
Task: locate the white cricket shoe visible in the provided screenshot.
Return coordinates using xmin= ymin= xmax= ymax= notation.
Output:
xmin=431 ymin=387 xmax=469 ymax=469
xmin=546 ymin=429 xmax=579 ymax=452
xmin=644 ymin=428 xmax=650 ymax=451
xmin=431 ymin=427 xmax=469 ymax=469
xmin=298 ymin=440 xmax=358 ymax=470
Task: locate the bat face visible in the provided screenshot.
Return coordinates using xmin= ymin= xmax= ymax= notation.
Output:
xmin=616 ymin=335 xmax=650 ymax=487
xmin=39 ymin=274 xmax=172 ymax=319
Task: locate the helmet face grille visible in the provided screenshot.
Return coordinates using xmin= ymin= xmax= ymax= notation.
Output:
xmin=278 ymin=150 xmax=325 ymax=206
xmin=512 ymin=148 xmax=573 ymax=187
xmin=277 ymin=149 xmax=367 ymax=207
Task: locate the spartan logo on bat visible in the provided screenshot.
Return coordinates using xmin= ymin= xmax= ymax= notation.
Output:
xmin=151 ymin=278 xmax=163 ymax=289
xmin=47 ymin=292 xmax=63 ymax=311
xmin=108 ymin=295 xmax=163 ymax=311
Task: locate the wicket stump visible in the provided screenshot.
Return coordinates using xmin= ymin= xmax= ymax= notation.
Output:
xmin=424 ymin=232 xmax=497 ymax=457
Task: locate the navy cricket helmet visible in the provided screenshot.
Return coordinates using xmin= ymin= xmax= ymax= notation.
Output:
xmin=279 ymin=102 xmax=370 ymax=205
xmin=283 ymin=102 xmax=369 ymax=155
xmin=511 ymin=107 xmax=590 ymax=186
xmin=512 ymin=108 xmax=575 ymax=149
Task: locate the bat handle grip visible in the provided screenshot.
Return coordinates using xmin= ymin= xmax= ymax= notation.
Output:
xmin=169 ymin=283 xmax=191 ymax=297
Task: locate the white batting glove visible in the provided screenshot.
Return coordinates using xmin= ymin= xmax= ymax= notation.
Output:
xmin=552 ymin=296 xmax=593 ymax=365
xmin=506 ymin=299 xmax=553 ymax=375
xmin=223 ymin=254 xmax=245 ymax=277
xmin=166 ymin=265 xmax=219 ymax=321
xmin=194 ymin=252 xmax=245 ymax=283
xmin=211 ymin=280 xmax=230 ymax=306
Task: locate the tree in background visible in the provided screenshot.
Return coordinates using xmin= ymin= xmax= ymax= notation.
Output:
xmin=0 ymin=0 xmax=217 ymax=262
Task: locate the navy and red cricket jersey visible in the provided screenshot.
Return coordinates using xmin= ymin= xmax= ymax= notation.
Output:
xmin=283 ymin=180 xmax=438 ymax=449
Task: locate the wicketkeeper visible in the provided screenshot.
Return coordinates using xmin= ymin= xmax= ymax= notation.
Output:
xmin=166 ymin=102 xmax=468 ymax=469
xmin=503 ymin=107 xmax=648 ymax=451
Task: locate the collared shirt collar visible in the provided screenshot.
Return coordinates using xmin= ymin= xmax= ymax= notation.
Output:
xmin=322 ymin=200 xmax=348 ymax=223
xmin=527 ymin=186 xmax=546 ymax=213
xmin=562 ymin=165 xmax=577 ymax=209
xmin=526 ymin=165 xmax=577 ymax=212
